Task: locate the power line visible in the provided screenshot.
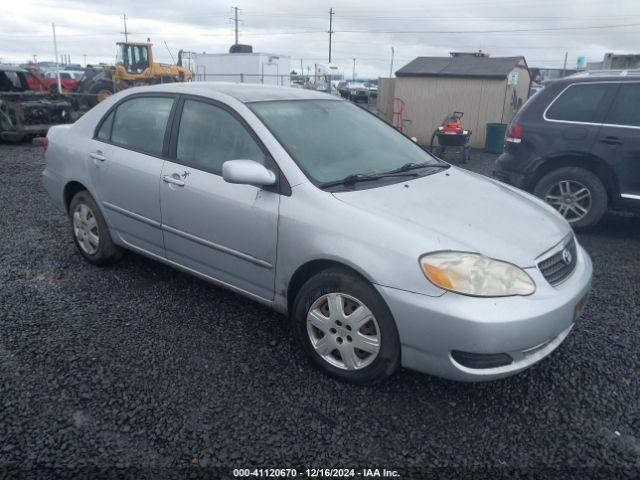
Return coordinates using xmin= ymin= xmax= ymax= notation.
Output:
xmin=334 ymin=22 xmax=640 ymax=35
xmin=328 ymin=8 xmax=334 ymax=63
xmin=121 ymin=13 xmax=128 ymax=42
xmin=230 ymin=7 xmax=240 ymax=45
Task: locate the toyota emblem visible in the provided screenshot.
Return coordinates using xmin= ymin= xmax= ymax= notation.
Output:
xmin=562 ymin=248 xmax=572 ymax=265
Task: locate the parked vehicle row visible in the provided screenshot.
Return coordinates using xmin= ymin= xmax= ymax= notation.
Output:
xmin=43 ymin=83 xmax=591 ymax=384
xmin=337 ymin=80 xmax=377 ymax=103
xmin=496 ymin=71 xmax=640 ymax=228
xmin=0 ymin=65 xmax=73 ymax=142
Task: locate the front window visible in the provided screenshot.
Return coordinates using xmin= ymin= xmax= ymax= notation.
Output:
xmin=117 ymin=44 xmax=149 ymax=73
xmin=0 ymin=71 xmax=28 ymax=92
xmin=176 ymin=99 xmax=267 ymax=174
xmin=249 ymin=100 xmax=443 ymax=186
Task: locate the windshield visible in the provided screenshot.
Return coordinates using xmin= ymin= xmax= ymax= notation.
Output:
xmin=249 ymin=100 xmax=442 ymax=185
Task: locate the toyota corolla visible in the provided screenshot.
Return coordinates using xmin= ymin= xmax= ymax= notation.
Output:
xmin=42 ymin=83 xmax=592 ymax=384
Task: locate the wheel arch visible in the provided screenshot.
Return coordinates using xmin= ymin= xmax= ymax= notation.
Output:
xmin=527 ymin=153 xmax=619 ymax=202
xmin=63 ymin=180 xmax=89 ymax=212
xmin=286 ymin=259 xmax=374 ymax=316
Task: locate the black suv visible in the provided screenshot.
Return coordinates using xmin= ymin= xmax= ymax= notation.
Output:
xmin=495 ymin=72 xmax=640 ymax=228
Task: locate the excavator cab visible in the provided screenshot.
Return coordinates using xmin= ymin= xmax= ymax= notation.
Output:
xmin=116 ymin=42 xmax=152 ymax=74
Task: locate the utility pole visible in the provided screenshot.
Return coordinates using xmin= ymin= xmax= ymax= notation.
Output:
xmin=231 ymin=7 xmax=240 ymax=45
xmin=562 ymin=51 xmax=568 ymax=76
xmin=121 ymin=13 xmax=129 ymax=42
xmin=328 ymin=8 xmax=334 ymax=64
xmin=51 ymin=23 xmax=61 ymax=94
xmin=389 ymin=47 xmax=395 ymax=77
xmin=352 ymin=58 xmax=356 ymax=81
xmin=83 ymin=54 xmax=87 ymax=67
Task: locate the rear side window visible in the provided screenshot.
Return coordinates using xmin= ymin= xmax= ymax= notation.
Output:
xmin=110 ymin=96 xmax=174 ymax=155
xmin=546 ymin=83 xmax=610 ymax=123
xmin=96 ymin=111 xmax=114 ymax=141
xmin=176 ymin=99 xmax=267 ymax=174
xmin=605 ymin=84 xmax=640 ymax=127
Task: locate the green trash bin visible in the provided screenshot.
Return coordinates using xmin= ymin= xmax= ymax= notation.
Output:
xmin=485 ymin=123 xmax=508 ymax=154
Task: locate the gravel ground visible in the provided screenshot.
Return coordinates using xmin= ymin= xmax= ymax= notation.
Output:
xmin=1 ymin=144 xmax=639 ymax=476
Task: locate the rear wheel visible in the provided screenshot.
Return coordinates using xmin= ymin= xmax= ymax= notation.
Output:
xmin=534 ymin=166 xmax=607 ymax=229
xmin=291 ymin=268 xmax=400 ymax=384
xmin=69 ymin=191 xmax=123 ymax=265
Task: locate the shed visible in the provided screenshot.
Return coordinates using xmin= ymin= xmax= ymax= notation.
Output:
xmin=377 ymin=53 xmax=531 ymax=148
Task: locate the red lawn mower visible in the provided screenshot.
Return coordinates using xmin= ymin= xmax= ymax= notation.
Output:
xmin=429 ymin=111 xmax=472 ymax=163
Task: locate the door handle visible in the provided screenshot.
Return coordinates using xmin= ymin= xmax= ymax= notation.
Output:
xmin=599 ymin=136 xmax=623 ymax=146
xmin=89 ymin=151 xmax=106 ymax=162
xmin=162 ymin=174 xmax=185 ymax=187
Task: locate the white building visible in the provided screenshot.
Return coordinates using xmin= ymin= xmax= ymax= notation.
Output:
xmin=192 ymin=52 xmax=291 ymax=86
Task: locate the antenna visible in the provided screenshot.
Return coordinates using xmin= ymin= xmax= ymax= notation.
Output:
xmin=163 ymin=40 xmax=176 ymax=64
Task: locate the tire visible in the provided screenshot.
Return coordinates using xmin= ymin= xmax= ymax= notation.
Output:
xmin=69 ymin=191 xmax=123 ymax=265
xmin=291 ymin=268 xmax=400 ymax=384
xmin=88 ymin=80 xmax=115 ymax=107
xmin=533 ymin=166 xmax=608 ymax=229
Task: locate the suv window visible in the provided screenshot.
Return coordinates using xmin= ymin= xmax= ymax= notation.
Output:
xmin=176 ymin=99 xmax=266 ymax=174
xmin=546 ymin=83 xmax=610 ymax=123
xmin=110 ymin=96 xmax=174 ymax=155
xmin=605 ymin=83 xmax=640 ymax=127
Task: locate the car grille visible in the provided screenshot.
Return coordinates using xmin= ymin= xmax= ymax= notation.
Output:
xmin=537 ymin=236 xmax=577 ymax=286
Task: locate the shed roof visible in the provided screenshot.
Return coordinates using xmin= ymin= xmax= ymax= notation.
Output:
xmin=396 ymin=55 xmax=526 ymax=79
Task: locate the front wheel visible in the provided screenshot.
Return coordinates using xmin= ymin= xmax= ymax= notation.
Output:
xmin=291 ymin=268 xmax=400 ymax=384
xmin=534 ymin=166 xmax=607 ymax=229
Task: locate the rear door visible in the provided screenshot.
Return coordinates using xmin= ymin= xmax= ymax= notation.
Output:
xmin=543 ymin=82 xmax=617 ymax=156
xmin=591 ymin=82 xmax=640 ymax=204
xmin=89 ymin=94 xmax=175 ymax=257
xmin=159 ymin=96 xmax=280 ymax=301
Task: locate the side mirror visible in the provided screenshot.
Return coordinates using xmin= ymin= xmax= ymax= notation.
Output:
xmin=222 ymin=159 xmax=277 ymax=187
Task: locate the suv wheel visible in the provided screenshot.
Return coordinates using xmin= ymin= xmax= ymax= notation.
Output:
xmin=534 ymin=166 xmax=607 ymax=229
xmin=291 ymin=268 xmax=400 ymax=384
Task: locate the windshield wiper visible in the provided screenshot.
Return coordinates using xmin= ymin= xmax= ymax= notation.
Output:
xmin=319 ymin=171 xmax=419 ymax=188
xmin=385 ymin=162 xmax=449 ymax=174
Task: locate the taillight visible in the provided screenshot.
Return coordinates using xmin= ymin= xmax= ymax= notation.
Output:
xmin=43 ymin=137 xmax=49 ymax=151
xmin=505 ymin=123 xmax=522 ymax=144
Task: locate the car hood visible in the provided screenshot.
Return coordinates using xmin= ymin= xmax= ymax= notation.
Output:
xmin=331 ymin=167 xmax=570 ymax=267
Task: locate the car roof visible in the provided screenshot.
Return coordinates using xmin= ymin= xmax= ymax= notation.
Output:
xmin=0 ymin=64 xmax=27 ymax=73
xmin=552 ymin=70 xmax=640 ymax=85
xmin=137 ymin=82 xmax=341 ymax=103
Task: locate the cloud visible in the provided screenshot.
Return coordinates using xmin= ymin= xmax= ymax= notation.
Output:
xmin=1 ymin=0 xmax=639 ymax=78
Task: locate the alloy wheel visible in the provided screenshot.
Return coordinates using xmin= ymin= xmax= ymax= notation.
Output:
xmin=73 ymin=203 xmax=100 ymax=255
xmin=544 ymin=180 xmax=592 ymax=223
xmin=306 ymin=292 xmax=381 ymax=370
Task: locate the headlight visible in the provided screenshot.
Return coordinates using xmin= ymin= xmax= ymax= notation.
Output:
xmin=420 ymin=252 xmax=535 ymax=297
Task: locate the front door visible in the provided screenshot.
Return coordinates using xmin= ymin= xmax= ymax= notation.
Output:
xmin=89 ymin=94 xmax=175 ymax=256
xmin=159 ymin=98 xmax=279 ymax=301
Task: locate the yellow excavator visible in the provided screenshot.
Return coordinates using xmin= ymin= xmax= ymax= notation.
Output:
xmin=75 ymin=40 xmax=192 ymax=107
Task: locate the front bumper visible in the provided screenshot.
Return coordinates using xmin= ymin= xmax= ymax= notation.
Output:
xmin=376 ymin=243 xmax=593 ymax=382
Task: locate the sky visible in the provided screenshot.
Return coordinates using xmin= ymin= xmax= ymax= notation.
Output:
xmin=1 ymin=0 xmax=640 ymax=78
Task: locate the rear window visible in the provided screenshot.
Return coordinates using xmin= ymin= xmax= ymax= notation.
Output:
xmin=109 ymin=96 xmax=174 ymax=155
xmin=546 ymin=83 xmax=610 ymax=123
xmin=605 ymin=83 xmax=640 ymax=127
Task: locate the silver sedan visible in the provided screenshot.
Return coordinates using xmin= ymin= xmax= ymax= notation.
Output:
xmin=43 ymin=83 xmax=592 ymax=384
